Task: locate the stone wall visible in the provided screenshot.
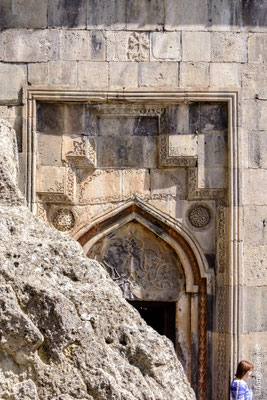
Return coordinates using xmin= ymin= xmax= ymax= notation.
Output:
xmin=0 ymin=1 xmax=266 ymax=399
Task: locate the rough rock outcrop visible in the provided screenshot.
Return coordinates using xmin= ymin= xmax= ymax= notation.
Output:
xmin=0 ymin=119 xmax=195 ymax=399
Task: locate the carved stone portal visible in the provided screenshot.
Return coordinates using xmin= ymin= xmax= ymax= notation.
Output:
xmin=88 ymin=221 xmax=185 ymax=301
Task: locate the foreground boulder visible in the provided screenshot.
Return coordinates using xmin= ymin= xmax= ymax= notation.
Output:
xmin=0 ymin=119 xmax=195 ymax=400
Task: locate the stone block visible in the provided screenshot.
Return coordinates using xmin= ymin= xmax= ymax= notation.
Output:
xmin=0 ymin=63 xmax=27 ymax=104
xmin=242 ymin=0 xmax=267 ymax=31
xmin=165 ymin=0 xmax=208 ymax=31
xmin=243 ymin=245 xmax=267 ymax=286
xmin=209 ymin=0 xmax=242 ymax=31
xmin=109 ymin=62 xmax=138 ymax=88
xmin=121 ymin=169 xmax=150 ymax=199
xmin=37 ymin=102 xmax=65 ymax=134
xmin=197 ymin=133 xmax=227 ymax=167
xmin=169 ymin=135 xmax=198 ymax=157
xmin=167 ymin=104 xmax=190 ymax=134
xmin=98 ymin=116 xmax=158 ymax=138
xmin=242 ymin=64 xmax=267 ymax=100
xmin=65 ymin=104 xmax=85 ymax=134
xmin=3 ymin=29 xmax=59 ymax=62
xmin=151 ymin=32 xmax=181 ymax=61
xmin=48 ymin=61 xmax=77 ymax=86
xmin=210 ymin=63 xmax=241 ymax=87
xmin=248 ymin=131 xmax=267 ymax=168
xmin=242 ymin=100 xmax=259 ymax=131
xmin=243 ymin=169 xmax=267 ymax=205
xmin=248 ymin=33 xmax=267 ymax=63
xmin=0 ymin=0 xmax=48 ymax=28
xmin=182 ymin=32 xmax=211 ymax=62
xmin=37 ymin=166 xmax=66 ymax=194
xmin=79 ymin=170 xmax=121 ymax=203
xmin=60 ymin=31 xmax=106 ymax=61
xmin=37 ymin=133 xmax=62 ymax=167
xmin=148 ymin=198 xmax=177 ymax=220
xmin=189 ymin=102 xmax=228 ymax=135
xmin=107 ymin=31 xmax=150 ymax=62
xmin=0 ymin=32 xmax=2 ymax=60
xmin=198 ymin=166 xmax=226 ymax=189
xmin=243 ymin=205 xmax=267 ymax=246
xmin=0 ymin=105 xmax=22 ymax=151
xmin=258 ymin=101 xmax=267 ymax=130
xmin=87 ymin=0 xmax=126 ymax=30
xmin=28 ymin=63 xmax=48 ymax=86
xmin=139 ymin=62 xmax=178 ymax=88
xmin=126 ymin=0 xmax=164 ymax=31
xmin=211 ymin=32 xmax=247 ymax=62
xmin=180 ymin=62 xmax=209 ymax=87
xmin=107 ymin=32 xmax=129 ymax=62
xmin=97 ymin=136 xmax=157 ymax=168
xmin=48 ymin=0 xmax=87 ymax=28
xmin=77 ymin=62 xmax=108 ymax=88
xmin=150 ymin=168 xmax=186 ymax=200
xmin=242 ymin=286 xmax=267 ymax=333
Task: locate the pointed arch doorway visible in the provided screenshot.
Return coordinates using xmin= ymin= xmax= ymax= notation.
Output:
xmin=77 ymin=199 xmax=211 ymax=399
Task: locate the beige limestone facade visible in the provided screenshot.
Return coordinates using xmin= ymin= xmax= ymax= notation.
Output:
xmin=0 ymin=1 xmax=266 ymax=399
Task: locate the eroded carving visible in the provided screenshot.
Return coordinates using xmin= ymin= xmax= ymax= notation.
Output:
xmin=88 ymin=221 xmax=185 ymax=301
xmin=127 ymin=32 xmax=149 ymax=61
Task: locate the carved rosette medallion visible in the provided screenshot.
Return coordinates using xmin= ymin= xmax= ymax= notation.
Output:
xmin=188 ymin=206 xmax=210 ymax=228
xmin=52 ymin=208 xmax=75 ymax=232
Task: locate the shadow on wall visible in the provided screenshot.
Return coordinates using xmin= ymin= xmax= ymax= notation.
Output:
xmin=0 ymin=0 xmax=266 ymax=29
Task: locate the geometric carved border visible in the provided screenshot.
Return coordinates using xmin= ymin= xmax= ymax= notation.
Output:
xmin=22 ymin=88 xmax=239 ymax=400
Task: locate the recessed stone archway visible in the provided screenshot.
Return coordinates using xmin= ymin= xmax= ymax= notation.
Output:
xmin=77 ymin=199 xmax=212 ymax=400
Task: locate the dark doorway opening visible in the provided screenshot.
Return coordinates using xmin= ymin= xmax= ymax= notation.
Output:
xmin=128 ymin=301 xmax=176 ymax=345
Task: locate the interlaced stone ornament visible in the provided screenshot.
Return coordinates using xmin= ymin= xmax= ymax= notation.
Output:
xmin=52 ymin=208 xmax=75 ymax=232
xmin=188 ymin=206 xmax=210 ymax=228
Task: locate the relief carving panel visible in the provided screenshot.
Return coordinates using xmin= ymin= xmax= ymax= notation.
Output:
xmin=88 ymin=221 xmax=185 ymax=301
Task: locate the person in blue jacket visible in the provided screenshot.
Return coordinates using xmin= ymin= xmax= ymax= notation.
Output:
xmin=230 ymin=360 xmax=254 ymax=399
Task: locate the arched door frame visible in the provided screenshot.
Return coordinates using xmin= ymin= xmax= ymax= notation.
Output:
xmin=76 ymin=198 xmax=213 ymax=399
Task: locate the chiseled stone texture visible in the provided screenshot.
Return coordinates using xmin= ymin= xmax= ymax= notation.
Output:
xmin=242 ymin=64 xmax=267 ymax=100
xmin=28 ymin=63 xmax=48 ymax=86
xmin=0 ymin=0 xmax=48 ymax=28
xmin=242 ymin=286 xmax=267 ymax=333
xmin=48 ymin=61 xmax=77 ymax=86
xmin=0 ymin=119 xmax=195 ymax=400
xmin=243 ymin=169 xmax=267 ymax=205
xmin=151 ymin=32 xmax=181 ymax=61
xmin=60 ymin=31 xmax=106 ymax=61
xmin=182 ymin=32 xmax=211 ymax=62
xmin=139 ymin=62 xmax=179 ymax=87
xmin=248 ymin=131 xmax=267 ymax=168
xmin=248 ymin=34 xmax=267 ymax=63
xmin=243 ymin=245 xmax=267 ymax=286
xmin=0 ymin=63 xmax=27 ymax=104
xmin=48 ymin=0 xmax=87 ymax=28
xmin=243 ymin=205 xmax=267 ymax=246
xmin=165 ymin=0 xmax=208 ymax=31
xmin=109 ymin=62 xmax=138 ymax=88
xmin=211 ymin=32 xmax=247 ymax=63
xmin=3 ymin=29 xmax=59 ymax=62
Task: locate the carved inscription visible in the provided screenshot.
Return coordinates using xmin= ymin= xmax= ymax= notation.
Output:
xmin=88 ymin=222 xmax=185 ymax=301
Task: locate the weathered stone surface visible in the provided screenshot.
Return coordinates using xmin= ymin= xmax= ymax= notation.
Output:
xmin=139 ymin=62 xmax=178 ymax=87
xmin=151 ymin=32 xmax=181 ymax=61
xmin=0 ymin=64 xmax=27 ymax=104
xmin=242 ymin=0 xmax=267 ymax=30
xmin=243 ymin=169 xmax=267 ymax=205
xmin=210 ymin=63 xmax=241 ymax=87
xmin=243 ymin=245 xmax=267 ymax=286
xmin=107 ymin=31 xmax=130 ymax=61
xmin=60 ymin=31 xmax=106 ymax=61
xmin=243 ymin=286 xmax=267 ymax=332
xmin=28 ymin=63 xmax=48 ymax=86
xmin=242 ymin=64 xmax=267 ymax=99
xmin=48 ymin=61 xmax=77 ymax=86
xmin=189 ymin=102 xmax=228 ymax=134
xmin=3 ymin=30 xmax=59 ymax=62
xmin=37 ymin=103 xmax=65 ymax=134
xmin=0 ymin=119 xmax=196 ymax=399
xmin=126 ymin=0 xmax=164 ymax=31
xmin=0 ymin=0 xmax=48 ymax=28
xmin=87 ymin=0 xmax=126 ymax=30
xmin=77 ymin=62 xmax=108 ymax=88
xmin=169 ymin=135 xmax=198 ymax=157
xmin=243 ymin=205 xmax=267 ymax=246
xmin=182 ymin=32 xmax=211 ymax=62
xmin=48 ymin=0 xmax=87 ymax=28
xmin=248 ymin=131 xmax=267 ymax=168
xmin=150 ymin=168 xmax=186 ymax=200
xmin=180 ymin=62 xmax=209 ymax=87
xmin=209 ymin=0 xmax=242 ymax=30
xmin=211 ymin=32 xmax=247 ymax=62
xmin=109 ymin=62 xmax=138 ymax=88
xmin=165 ymin=0 xmax=208 ymax=31
xmin=248 ymin=34 xmax=267 ymax=63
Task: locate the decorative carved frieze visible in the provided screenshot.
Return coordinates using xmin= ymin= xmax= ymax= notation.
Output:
xmin=159 ymin=135 xmax=197 ymax=167
xmin=187 ymin=168 xmax=225 ymax=200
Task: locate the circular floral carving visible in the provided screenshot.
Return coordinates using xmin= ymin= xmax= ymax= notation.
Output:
xmin=188 ymin=206 xmax=210 ymax=228
xmin=52 ymin=208 xmax=75 ymax=232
